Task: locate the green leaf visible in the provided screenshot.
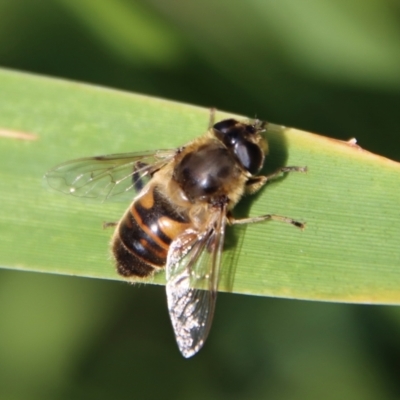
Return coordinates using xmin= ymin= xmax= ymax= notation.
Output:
xmin=1 ymin=68 xmax=399 ymax=304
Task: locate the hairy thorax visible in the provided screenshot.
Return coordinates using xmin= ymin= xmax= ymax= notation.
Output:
xmin=172 ymin=140 xmax=246 ymax=206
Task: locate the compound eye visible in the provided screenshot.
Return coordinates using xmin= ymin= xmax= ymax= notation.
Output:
xmin=213 ymin=119 xmax=237 ymax=135
xmin=245 ymin=125 xmax=256 ymax=134
xmin=223 ymin=129 xmax=242 ymax=147
xmin=213 ymin=119 xmax=242 ymax=148
xmin=234 ymin=141 xmax=263 ymax=174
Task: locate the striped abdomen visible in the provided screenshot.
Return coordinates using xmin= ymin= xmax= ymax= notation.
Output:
xmin=113 ymin=185 xmax=190 ymax=278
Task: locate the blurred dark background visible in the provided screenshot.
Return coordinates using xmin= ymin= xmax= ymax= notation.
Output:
xmin=1 ymin=0 xmax=400 ymax=399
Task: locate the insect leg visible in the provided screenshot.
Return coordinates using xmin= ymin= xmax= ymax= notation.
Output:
xmin=246 ymin=166 xmax=307 ymax=194
xmin=229 ymin=213 xmax=305 ymax=229
xmin=265 ymin=165 xmax=308 ymax=180
xmin=208 ymin=108 xmax=217 ymax=129
xmin=132 ymin=161 xmax=148 ymax=192
xmin=103 ymin=221 xmax=118 ymax=229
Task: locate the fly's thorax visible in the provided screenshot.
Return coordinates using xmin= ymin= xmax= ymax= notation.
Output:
xmin=172 ymin=139 xmax=246 ymax=204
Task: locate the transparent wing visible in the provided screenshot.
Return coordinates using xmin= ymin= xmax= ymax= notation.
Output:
xmin=44 ymin=149 xmax=176 ymax=202
xmin=166 ymin=204 xmax=227 ymax=358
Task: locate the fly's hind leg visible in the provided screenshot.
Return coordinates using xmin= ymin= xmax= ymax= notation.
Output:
xmin=246 ymin=165 xmax=308 ymax=194
xmin=103 ymin=161 xmax=149 ymax=229
xmin=103 ymin=221 xmax=118 ymax=229
xmin=132 ymin=161 xmax=149 ymax=192
xmin=103 ymin=160 xmax=152 ymax=229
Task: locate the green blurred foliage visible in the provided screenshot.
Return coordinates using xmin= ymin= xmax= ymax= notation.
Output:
xmin=1 ymin=0 xmax=400 ymax=399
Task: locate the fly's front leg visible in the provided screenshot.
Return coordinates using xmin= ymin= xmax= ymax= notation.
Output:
xmin=228 ymin=213 xmax=305 ymax=230
xmin=240 ymin=165 xmax=307 ymax=228
xmin=246 ymin=165 xmax=308 ymax=194
xmin=208 ymin=107 xmax=217 ymax=129
xmin=271 ymin=165 xmax=308 ymax=176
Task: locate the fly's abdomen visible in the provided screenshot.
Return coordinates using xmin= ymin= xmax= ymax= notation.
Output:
xmin=113 ymin=186 xmax=190 ymax=278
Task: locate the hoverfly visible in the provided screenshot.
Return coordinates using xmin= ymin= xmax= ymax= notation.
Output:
xmin=45 ymin=110 xmax=306 ymax=358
